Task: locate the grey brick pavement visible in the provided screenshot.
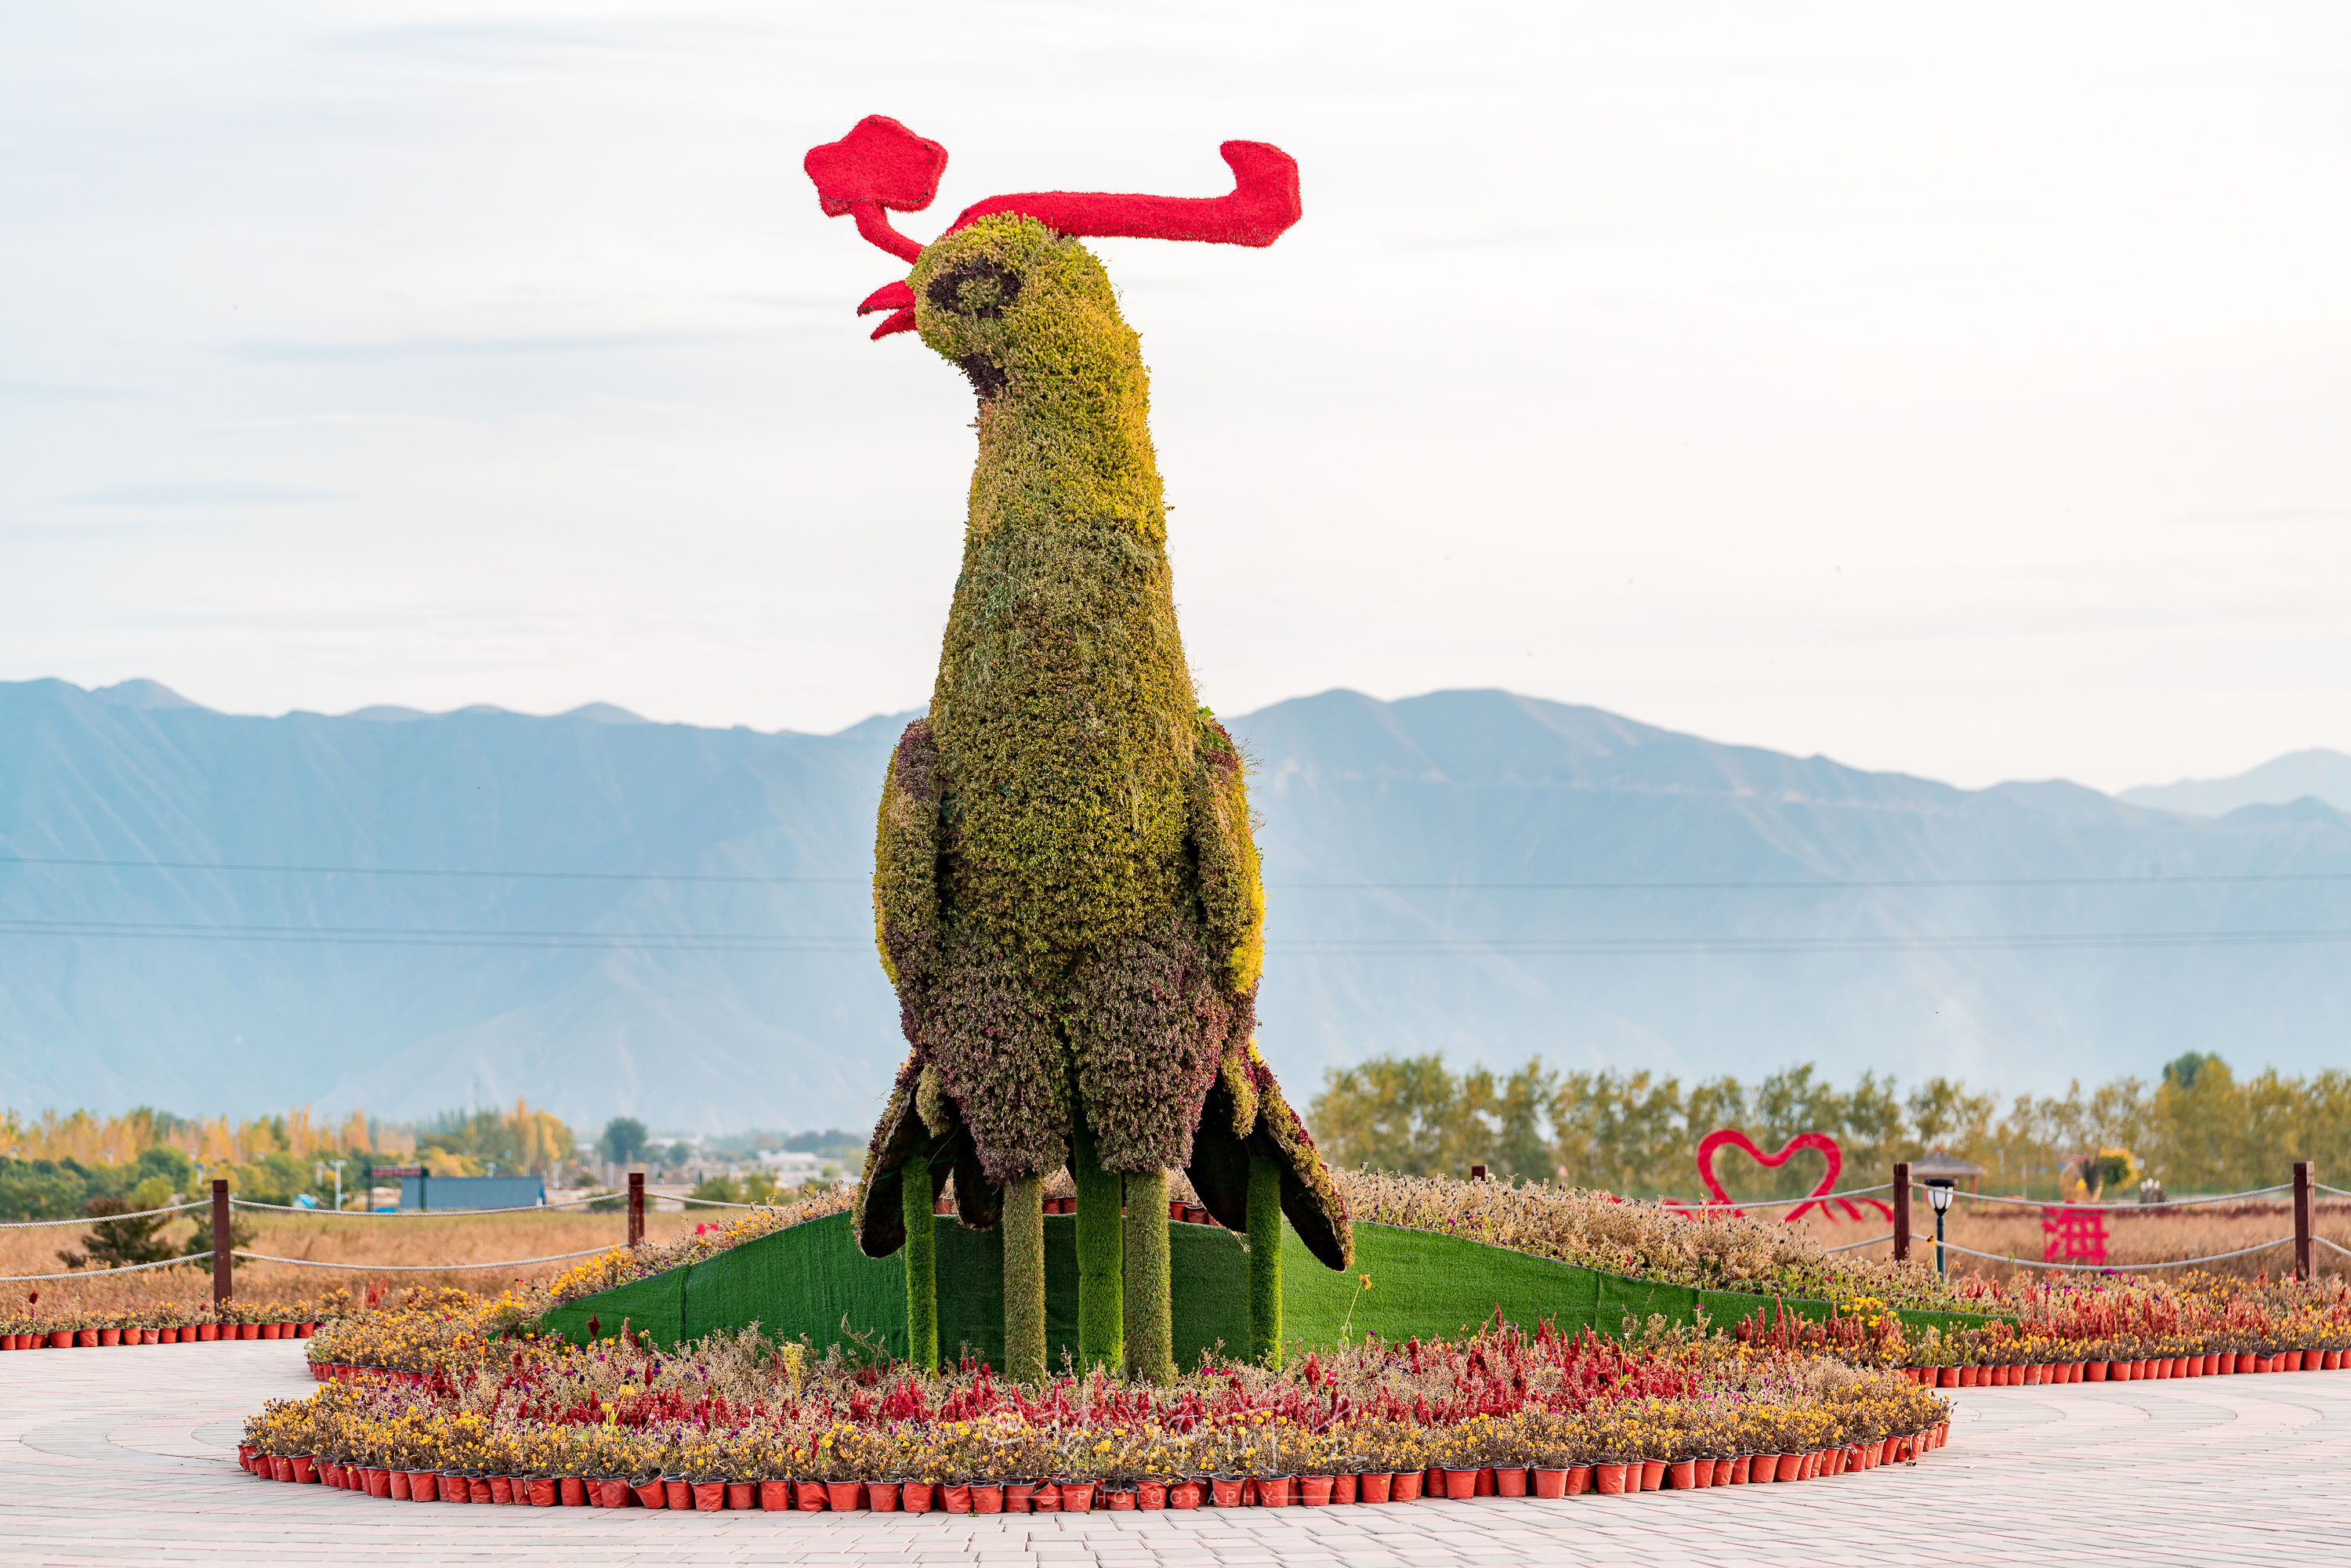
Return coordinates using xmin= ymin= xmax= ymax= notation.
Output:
xmin=4 ymin=1340 xmax=2351 ymax=1564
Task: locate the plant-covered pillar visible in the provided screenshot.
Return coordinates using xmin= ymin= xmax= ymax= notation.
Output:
xmin=1247 ymin=1153 xmax=1283 ymax=1366
xmin=1073 ymin=1124 xmax=1123 ymax=1374
xmin=1122 ymin=1169 xmax=1173 ymax=1383
xmin=1002 ymin=1175 xmax=1047 ymax=1383
xmin=900 ymin=1159 xmax=938 ymax=1372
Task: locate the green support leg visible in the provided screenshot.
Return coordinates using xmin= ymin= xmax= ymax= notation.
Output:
xmin=1073 ymin=1127 xmax=1124 ymax=1375
xmin=900 ymin=1161 xmax=937 ymax=1373
xmin=1003 ymin=1174 xmax=1047 ymax=1384
xmin=1122 ymin=1169 xmax=1174 ymax=1384
xmin=1247 ymin=1153 xmax=1284 ymax=1367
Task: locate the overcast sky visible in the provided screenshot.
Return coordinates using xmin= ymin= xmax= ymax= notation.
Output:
xmin=3 ymin=2 xmax=2345 ymax=791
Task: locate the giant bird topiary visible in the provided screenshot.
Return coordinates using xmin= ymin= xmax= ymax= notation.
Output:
xmin=805 ymin=116 xmax=1351 ymax=1384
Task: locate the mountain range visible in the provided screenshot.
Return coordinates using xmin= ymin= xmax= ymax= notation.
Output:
xmin=2 ymin=678 xmax=2346 ymax=1132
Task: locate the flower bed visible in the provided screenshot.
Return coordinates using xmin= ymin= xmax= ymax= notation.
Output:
xmin=1891 ymin=1273 xmax=2351 ymax=1379
xmin=248 ymin=1314 xmax=1951 ymax=1512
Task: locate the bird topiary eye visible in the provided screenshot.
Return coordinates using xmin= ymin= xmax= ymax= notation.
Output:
xmin=926 ymin=260 xmax=1022 ymax=320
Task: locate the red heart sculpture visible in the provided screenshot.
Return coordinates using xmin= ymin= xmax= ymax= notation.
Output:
xmin=1694 ymin=1129 xmax=1888 ymax=1222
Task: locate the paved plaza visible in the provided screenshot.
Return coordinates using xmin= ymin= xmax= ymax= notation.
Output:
xmin=4 ymin=1341 xmax=2351 ymax=1565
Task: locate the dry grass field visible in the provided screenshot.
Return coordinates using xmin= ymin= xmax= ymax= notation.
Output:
xmin=2 ymin=1206 xmax=708 ymax=1318
xmin=1783 ymin=1197 xmax=2351 ymax=1282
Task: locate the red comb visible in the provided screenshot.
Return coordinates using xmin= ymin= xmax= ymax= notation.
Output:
xmin=945 ymin=141 xmax=1301 ymax=248
xmin=804 ymin=116 xmax=947 ymax=263
xmin=806 ymin=119 xmax=1301 ymax=339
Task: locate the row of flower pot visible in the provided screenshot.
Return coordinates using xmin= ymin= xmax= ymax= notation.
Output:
xmin=237 ymin=1423 xmax=1950 ymax=1513
xmin=1 ymin=1323 xmax=316 ymax=1349
xmin=1903 ymin=1350 xmax=2347 ymax=1387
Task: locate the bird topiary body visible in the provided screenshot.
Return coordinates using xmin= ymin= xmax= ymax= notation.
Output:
xmin=806 ymin=118 xmax=1349 ymax=1383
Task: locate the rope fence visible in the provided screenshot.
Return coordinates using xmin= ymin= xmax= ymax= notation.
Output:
xmin=2 ymin=1252 xmax=214 ymax=1283
xmin=1940 ymin=1184 xmax=2295 ymax=1209
xmin=227 ymin=1247 xmax=619 ymax=1273
xmin=0 ymin=1200 xmax=208 ymax=1228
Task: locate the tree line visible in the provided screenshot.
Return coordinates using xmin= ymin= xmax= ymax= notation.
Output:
xmin=1304 ymin=1052 xmax=2351 ymax=1200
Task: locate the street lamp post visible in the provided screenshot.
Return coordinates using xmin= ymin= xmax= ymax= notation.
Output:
xmin=1925 ymin=1179 xmax=1954 ymax=1276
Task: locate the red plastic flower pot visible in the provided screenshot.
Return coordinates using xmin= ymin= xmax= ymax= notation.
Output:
xmin=408 ymin=1472 xmax=440 ymax=1503
xmin=1061 ymin=1481 xmax=1096 ymax=1513
xmin=1567 ymin=1465 xmax=1592 ymax=1495
xmin=1726 ymin=1456 xmax=1750 ymax=1484
xmin=897 ymin=1481 xmax=931 ymax=1513
xmin=1767 ymin=1454 xmax=1796 ymax=1483
xmin=364 ymin=1468 xmax=391 ymax=1499
xmin=828 ymin=1480 xmax=866 ymax=1512
xmin=2085 ymin=1361 xmax=2108 ymax=1382
xmin=937 ymin=1483 xmax=969 ymax=1513
xmin=1168 ymin=1200 xmax=1186 ymax=1221
xmin=1299 ymin=1476 xmax=1335 ymax=1506
xmin=387 ymin=1472 xmax=411 ymax=1501
xmin=436 ymin=1474 xmax=467 ymax=1503
xmin=1592 ymin=1463 xmax=1627 ymax=1496
xmin=657 ymin=1479 xmax=686 ymax=1509
xmin=1332 ymin=1473 xmax=1357 ymax=1504
xmin=484 ymin=1476 xmax=509 ymax=1504
xmin=524 ymin=1477 xmax=554 ymax=1506
xmin=1103 ymin=1487 xmax=1135 ymax=1511
xmin=1210 ymin=1476 xmax=1244 ymax=1507
xmin=1665 ymin=1461 xmax=1695 ymax=1490
xmin=1936 ymin=1367 xmax=1957 ymax=1388
xmin=759 ymin=1479 xmax=793 ymax=1511
xmin=1255 ymin=1476 xmax=1291 ymax=1507
xmin=462 ymin=1476 xmax=490 ymax=1505
xmin=1640 ymin=1459 xmax=1666 ymax=1491
xmin=1439 ymin=1467 xmax=1475 ymax=1501
xmin=560 ymin=1476 xmax=586 ymax=1506
xmin=795 ymin=1479 xmax=828 ymax=1511
xmin=591 ymin=1478 xmax=628 ymax=1508
xmin=694 ymin=1482 xmax=725 ymax=1512
xmin=629 ymin=1479 xmax=663 ymax=1509
xmin=2328 ymin=1352 xmax=2345 ymax=1371
xmin=971 ymin=1483 xmax=1003 ymax=1513
xmin=727 ymin=1482 xmax=755 ymax=1510
xmin=1360 ymin=1472 xmax=1393 ymax=1505
xmin=1005 ymin=1481 xmax=1036 ymax=1513
xmin=1531 ymin=1468 xmax=1567 ymax=1500
xmin=293 ymin=1457 xmax=319 ymax=1485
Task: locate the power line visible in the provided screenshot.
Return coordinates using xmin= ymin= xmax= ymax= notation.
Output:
xmin=4 ymin=852 xmax=2347 ymax=893
xmin=3 ymin=916 xmax=2350 ymax=956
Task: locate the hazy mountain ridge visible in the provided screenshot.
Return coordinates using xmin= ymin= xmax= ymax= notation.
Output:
xmin=3 ymin=679 xmax=2346 ymax=1132
xmin=2121 ymin=749 xmax=2351 ymax=817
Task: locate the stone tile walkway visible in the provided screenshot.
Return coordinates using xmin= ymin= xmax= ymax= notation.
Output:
xmin=4 ymin=1341 xmax=2351 ymax=1564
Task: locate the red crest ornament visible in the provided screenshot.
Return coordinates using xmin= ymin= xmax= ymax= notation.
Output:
xmin=805 ymin=115 xmax=1301 ymax=340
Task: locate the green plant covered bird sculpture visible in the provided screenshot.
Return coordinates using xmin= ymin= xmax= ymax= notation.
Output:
xmin=804 ymin=116 xmax=1351 ymax=1384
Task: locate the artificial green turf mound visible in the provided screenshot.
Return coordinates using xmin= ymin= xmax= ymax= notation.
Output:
xmin=537 ymin=1213 xmax=1993 ymax=1367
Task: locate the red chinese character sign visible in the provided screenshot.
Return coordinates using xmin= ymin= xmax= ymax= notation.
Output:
xmin=1667 ymin=1130 xmax=1893 ymax=1222
xmin=2041 ymin=1204 xmax=2109 ymax=1266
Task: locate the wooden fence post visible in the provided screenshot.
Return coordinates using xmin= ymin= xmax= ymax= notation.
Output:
xmin=1893 ymin=1162 xmax=1912 ymax=1265
xmin=628 ymin=1171 xmax=645 ymax=1249
xmin=211 ymin=1178 xmax=232 ymax=1309
xmin=2294 ymin=1161 xmax=2313 ymax=1281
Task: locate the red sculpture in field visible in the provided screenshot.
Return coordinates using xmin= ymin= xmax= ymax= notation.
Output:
xmin=1673 ymin=1130 xmax=1893 ymax=1222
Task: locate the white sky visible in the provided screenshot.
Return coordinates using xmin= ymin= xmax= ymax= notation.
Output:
xmin=2 ymin=1 xmax=2345 ymax=792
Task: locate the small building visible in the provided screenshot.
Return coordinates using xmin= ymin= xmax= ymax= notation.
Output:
xmin=389 ymin=1172 xmax=546 ymax=1212
xmin=1911 ymin=1150 xmax=1987 ymax=1195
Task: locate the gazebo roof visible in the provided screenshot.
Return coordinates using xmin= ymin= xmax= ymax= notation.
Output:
xmin=1911 ymin=1149 xmax=1987 ymax=1179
